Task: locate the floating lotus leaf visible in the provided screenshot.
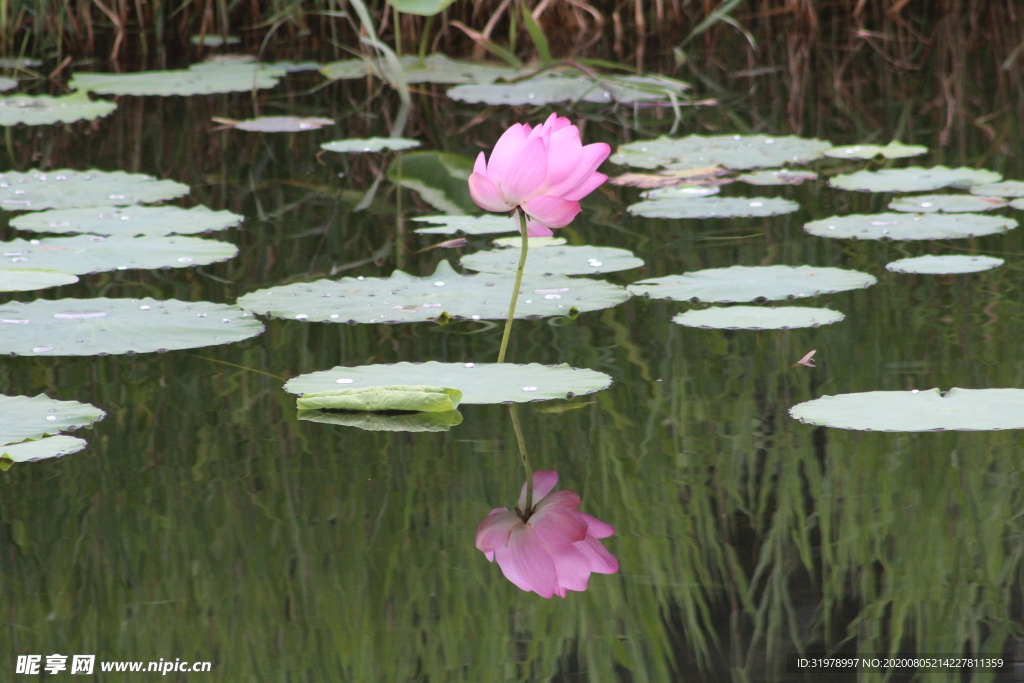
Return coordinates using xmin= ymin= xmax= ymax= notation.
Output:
xmin=68 ymin=62 xmax=290 ymax=96
xmin=970 ymin=181 xmax=1024 ymax=198
xmin=885 ymin=254 xmax=1003 ymax=274
xmin=620 ymin=181 xmax=720 ymax=196
xmin=388 ymin=152 xmax=476 ymax=214
xmin=0 ymin=393 xmax=106 ymax=445
xmin=0 ymin=91 xmax=116 ymax=126
xmin=447 ymin=72 xmax=688 ymax=105
xmin=461 ymin=244 xmax=643 ymax=275
xmin=295 ymin=386 xmax=462 ymax=412
xmin=190 ymin=34 xmax=240 ymax=46
xmin=284 ymin=362 xmax=612 ymax=404
xmin=823 ymin=141 xmax=927 ymax=159
xmin=319 ymin=59 xmax=377 ymax=81
xmin=0 ymin=77 xmax=16 ymax=91
xmin=1013 ymin=198 xmax=1024 ymax=211
xmin=0 ymin=298 xmax=264 ymax=356
xmin=0 ymin=169 xmax=189 ymax=211
xmin=297 ymin=409 xmax=462 ymax=432
xmin=10 ymin=205 xmax=242 ymax=236
xmin=1 ymin=435 xmax=88 ymax=467
xmin=229 ymin=116 xmax=334 ymax=132
xmin=0 ymin=58 xmax=40 ymax=67
xmin=0 ymin=235 xmax=238 ymax=274
xmin=611 ymin=134 xmax=832 ymax=170
xmin=736 ymin=169 xmax=817 ymax=185
xmin=790 ymin=388 xmax=1024 ymax=431
xmin=804 ymin=212 xmax=1017 ymax=241
xmin=321 ymin=54 xmax=521 ymax=84
xmin=321 ymin=137 xmax=420 ymax=153
xmin=829 ymin=166 xmax=1002 ymax=193
xmin=628 ymin=196 xmax=799 ymax=219
xmin=411 ymin=214 xmax=518 ymax=235
xmin=0 ymin=268 xmax=78 ymax=292
xmin=673 ymin=305 xmax=844 ymax=330
xmin=236 ymin=260 xmax=628 ymax=323
xmin=492 ymin=236 xmax=566 ymax=248
xmin=611 ymin=166 xmax=730 ymax=190
xmin=628 ymin=265 xmax=876 ymax=303
xmin=888 ymin=193 xmax=1007 ymax=213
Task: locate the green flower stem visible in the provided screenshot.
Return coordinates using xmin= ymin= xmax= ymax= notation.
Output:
xmin=496 ymin=209 xmax=530 ymax=364
xmin=509 ymin=403 xmax=533 ymax=518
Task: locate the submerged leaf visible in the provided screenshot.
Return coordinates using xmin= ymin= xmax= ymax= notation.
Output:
xmin=829 ymin=166 xmax=1002 ymax=193
xmin=628 ymin=265 xmax=876 ymax=303
xmin=0 ymin=91 xmax=116 ymax=126
xmin=673 ymin=306 xmax=844 ymax=330
xmin=804 ymin=212 xmax=1017 ymax=240
xmin=0 ymin=169 xmax=189 ymax=211
xmin=885 ymin=254 xmax=1003 ymax=274
xmin=296 ymin=386 xmax=462 ymax=412
xmin=823 ymin=141 xmax=927 ymax=159
xmin=611 ymin=134 xmax=832 ymax=170
xmin=10 ymin=205 xmax=242 ymax=236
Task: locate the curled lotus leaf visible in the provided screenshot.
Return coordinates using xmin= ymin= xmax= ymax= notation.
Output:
xmin=412 ymin=214 xmax=518 ymax=235
xmin=229 ymin=116 xmax=334 ymax=132
xmin=0 ymin=268 xmax=78 ymax=292
xmin=0 ymin=393 xmax=106 ymax=445
xmin=1 ymin=436 xmax=88 ymax=467
xmin=885 ymin=254 xmax=1004 ymax=275
xmin=0 ymin=91 xmax=116 ymax=126
xmin=447 ymin=72 xmax=688 ymax=106
xmin=611 ymin=134 xmax=832 ymax=170
xmin=235 ymin=260 xmax=629 ymax=323
xmin=829 ymin=166 xmax=1002 ymax=193
xmin=10 ymin=205 xmax=242 ymax=237
xmin=295 ymin=386 xmax=462 ymax=412
xmin=736 ymin=169 xmax=817 ymax=185
xmin=970 ymin=181 xmax=1024 ymax=198
xmin=461 ymin=245 xmax=643 ymax=276
xmin=0 ymin=298 xmax=264 ymax=356
xmin=321 ymin=137 xmax=420 ymax=153
xmin=673 ymin=305 xmax=844 ymax=330
xmin=628 ymin=196 xmax=799 ymax=219
xmin=68 ymin=62 xmax=291 ymax=96
xmin=284 ymin=361 xmax=612 ymax=405
xmin=0 ymin=169 xmax=189 ymax=211
xmin=823 ymin=141 xmax=927 ymax=159
xmin=298 ymin=409 xmax=463 ymax=432
xmin=0 ymin=235 xmax=238 ymax=274
xmin=888 ymin=193 xmax=1007 ymax=213
xmin=790 ymin=388 xmax=1024 ymax=431
xmin=628 ymin=265 xmax=876 ymax=303
xmin=804 ymin=212 xmax=1017 ymax=241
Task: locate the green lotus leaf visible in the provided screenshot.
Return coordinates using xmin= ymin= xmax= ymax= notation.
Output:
xmin=888 ymin=193 xmax=1007 ymax=213
xmin=492 ymin=236 xmax=566 ymax=248
xmin=321 ymin=54 xmax=522 ymax=85
xmin=0 ymin=58 xmax=40 ymax=67
xmin=297 ymin=409 xmax=463 ymax=432
xmin=389 ymin=0 xmax=456 ymax=16
xmin=236 ymin=260 xmax=629 ymax=323
xmin=628 ymin=265 xmax=876 ymax=303
xmin=823 ymin=141 xmax=927 ymax=159
xmin=10 ymin=205 xmax=242 ymax=236
xmin=68 ymin=62 xmax=291 ymax=96
xmin=970 ymin=181 xmax=1024 ymax=197
xmin=295 ymin=385 xmax=462 ymax=412
xmin=0 ymin=393 xmax=106 ymax=445
xmin=388 ymin=152 xmax=477 ymax=214
xmin=461 ymin=244 xmax=643 ymax=276
xmin=673 ymin=305 xmax=844 ymax=330
xmin=285 ymin=362 xmax=612 ymax=404
xmin=829 ymin=166 xmax=1002 ymax=193
xmin=736 ymin=169 xmax=817 ymax=185
xmin=0 ymin=298 xmax=264 ymax=356
xmin=627 ymin=196 xmax=799 ymax=219
xmin=447 ymin=72 xmax=688 ymax=105
xmin=1013 ymin=198 xmax=1024 ymax=211
xmin=1 ymin=436 xmax=88 ymax=467
xmin=0 ymin=169 xmax=189 ymax=211
xmin=230 ymin=116 xmax=334 ymax=132
xmin=0 ymin=77 xmax=17 ymax=92
xmin=0 ymin=268 xmax=78 ymax=292
xmin=0 ymin=91 xmax=116 ymax=126
xmin=319 ymin=59 xmax=378 ymax=81
xmin=412 ymin=214 xmax=518 ymax=235
xmin=790 ymin=388 xmax=1024 ymax=431
xmin=0 ymin=235 xmax=237 ymax=274
xmin=611 ymin=134 xmax=832 ymax=170
xmin=321 ymin=137 xmax=421 ymax=153
xmin=885 ymin=254 xmax=1003 ymax=274
xmin=804 ymin=212 xmax=1017 ymax=240
xmin=190 ymin=34 xmax=240 ymax=46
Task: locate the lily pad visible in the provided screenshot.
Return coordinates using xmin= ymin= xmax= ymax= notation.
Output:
xmin=447 ymin=72 xmax=688 ymax=106
xmin=611 ymin=134 xmax=833 ymax=171
xmin=970 ymin=181 xmax=1024 ymax=198
xmin=295 ymin=386 xmax=461 ymax=412
xmin=823 ymin=141 xmax=927 ymax=159
xmin=790 ymin=388 xmax=1024 ymax=431
xmin=0 ymin=298 xmax=264 ymax=356
xmin=389 ymin=152 xmax=476 ymax=214
xmin=412 ymin=214 xmax=518 ymax=235
xmin=0 ymin=77 xmax=17 ymax=92
xmin=0 ymin=58 xmax=41 ymax=68
xmin=673 ymin=306 xmax=844 ymax=330
xmin=0 ymin=169 xmax=189 ymax=211
xmin=492 ymin=236 xmax=566 ymax=248
xmin=0 ymin=91 xmax=116 ymax=126
xmin=829 ymin=166 xmax=1002 ymax=193
xmin=228 ymin=116 xmax=333 ymax=132
xmin=461 ymin=245 xmax=643 ymax=276
xmin=321 ymin=137 xmax=420 ymax=153
xmin=321 ymin=54 xmax=522 ymax=85
xmin=0 ymin=235 xmax=238 ymax=274
xmin=297 ymin=409 xmax=462 ymax=432
xmin=888 ymin=194 xmax=1007 ymax=213
xmin=236 ymin=260 xmax=629 ymax=323
xmin=0 ymin=393 xmax=106 ymax=445
xmin=885 ymin=254 xmax=1003 ymax=274
xmin=0 ymin=268 xmax=78 ymax=292
xmin=389 ymin=0 xmax=457 ymax=17
xmin=611 ymin=166 xmax=729 ymax=190
xmin=68 ymin=62 xmax=291 ymax=96
xmin=803 ymin=212 xmax=1017 ymax=241
xmin=1 ymin=436 xmax=88 ymax=467
xmin=284 ymin=362 xmax=612 ymax=404
xmin=736 ymin=169 xmax=817 ymax=185
xmin=10 ymin=205 xmax=242 ymax=236
xmin=190 ymin=34 xmax=240 ymax=46
xmin=628 ymin=196 xmax=799 ymax=219
xmin=628 ymin=265 xmax=876 ymax=303
xmin=1013 ymin=199 xmax=1024 ymax=211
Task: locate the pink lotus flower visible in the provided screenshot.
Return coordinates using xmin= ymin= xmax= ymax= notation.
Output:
xmin=468 ymin=113 xmax=611 ymax=237
xmin=475 ymin=470 xmax=619 ymax=598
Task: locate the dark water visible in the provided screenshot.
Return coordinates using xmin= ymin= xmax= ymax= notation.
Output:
xmin=3 ymin=67 xmax=1024 ymax=682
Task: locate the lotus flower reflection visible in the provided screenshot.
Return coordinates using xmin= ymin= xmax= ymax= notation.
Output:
xmin=475 ymin=471 xmax=618 ymax=598
xmin=468 ymin=113 xmax=611 ymax=236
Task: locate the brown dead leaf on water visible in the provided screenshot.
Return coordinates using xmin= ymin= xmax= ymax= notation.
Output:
xmin=610 ymin=166 xmax=734 ymax=189
xmin=793 ymin=350 xmax=817 ymax=368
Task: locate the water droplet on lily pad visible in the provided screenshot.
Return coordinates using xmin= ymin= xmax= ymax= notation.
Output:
xmin=0 ymin=169 xmax=188 ymax=211
xmin=462 ymin=245 xmax=642 ymax=276
xmin=888 ymin=193 xmax=1007 ymax=213
xmin=11 ymin=205 xmax=242 ymax=236
xmin=0 ymin=235 xmax=237 ymax=274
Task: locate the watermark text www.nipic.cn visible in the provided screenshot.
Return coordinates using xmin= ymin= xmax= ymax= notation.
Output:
xmin=16 ymin=655 xmax=213 ymax=675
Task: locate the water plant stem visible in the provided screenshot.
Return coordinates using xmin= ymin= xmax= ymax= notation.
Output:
xmin=496 ymin=209 xmax=529 ymax=363
xmin=509 ymin=404 xmax=533 ymax=517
